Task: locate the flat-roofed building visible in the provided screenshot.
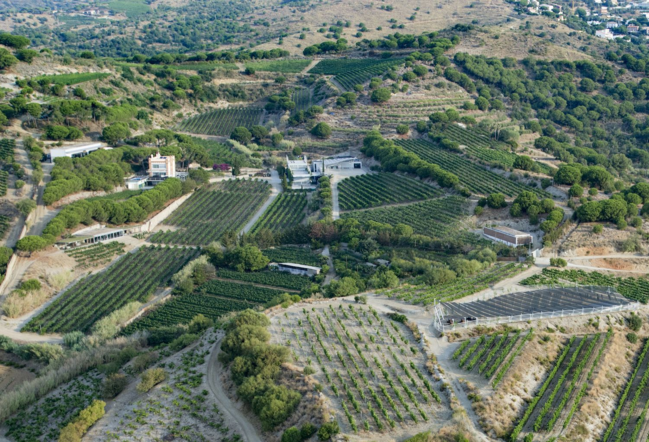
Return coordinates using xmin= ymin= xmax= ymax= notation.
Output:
xmin=49 ymin=142 xmax=106 ymax=163
xmin=56 ymin=228 xmax=125 ymax=249
xmin=483 ymin=226 xmax=533 ymax=247
xmin=270 ymin=262 xmax=321 ymax=277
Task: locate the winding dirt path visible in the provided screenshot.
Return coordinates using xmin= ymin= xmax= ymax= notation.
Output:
xmin=241 ymin=170 xmax=282 ymax=234
xmin=207 ymin=337 xmax=263 ymax=442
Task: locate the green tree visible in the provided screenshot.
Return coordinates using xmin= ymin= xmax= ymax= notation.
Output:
xmin=228 ymin=245 xmax=270 ymax=272
xmin=370 ymin=87 xmax=392 ymax=104
xmin=16 ymin=235 xmax=48 ymax=254
xmin=102 ymin=123 xmax=131 ymax=146
xmin=569 ymin=184 xmax=583 ymax=198
xmin=311 ymin=122 xmax=332 ymax=139
xmin=486 ymin=193 xmax=507 ymax=209
xmin=16 ymin=199 xmax=36 ymax=217
xmin=231 ymin=126 xmax=252 ymax=144
xmin=15 ymin=49 xmax=37 ymax=63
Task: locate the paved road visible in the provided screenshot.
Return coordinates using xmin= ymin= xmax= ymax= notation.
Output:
xmin=207 ymin=336 xmax=263 ymax=442
xmin=241 ymin=170 xmax=282 ymax=234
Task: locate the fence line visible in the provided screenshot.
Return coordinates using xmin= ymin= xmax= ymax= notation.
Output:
xmin=434 ymin=302 xmax=640 ymax=332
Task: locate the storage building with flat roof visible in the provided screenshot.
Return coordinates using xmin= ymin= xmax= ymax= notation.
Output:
xmin=483 ymin=226 xmax=533 ymax=247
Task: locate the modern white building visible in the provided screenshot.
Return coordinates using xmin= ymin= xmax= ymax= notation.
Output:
xmin=56 ymin=228 xmax=125 ymax=249
xmin=49 ymin=142 xmax=106 ymax=163
xmin=287 ymin=156 xmax=312 ymax=188
xmin=148 ymin=153 xmax=176 ymax=178
xmin=596 ymin=29 xmax=616 ymax=39
xmin=125 ymin=176 xmax=149 ymax=190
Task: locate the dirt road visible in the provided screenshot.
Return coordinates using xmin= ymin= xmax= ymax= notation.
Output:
xmin=207 ymin=337 xmax=263 ymax=442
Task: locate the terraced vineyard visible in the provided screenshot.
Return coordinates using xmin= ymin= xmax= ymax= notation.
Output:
xmin=251 ymin=192 xmax=307 ymax=233
xmin=309 ymin=58 xmax=397 ymax=75
xmin=273 ymin=303 xmax=445 ymax=435
xmin=521 ymin=268 xmax=649 ymax=304
xmin=509 ymin=331 xmax=613 ymax=441
xmin=395 ymin=139 xmax=551 ymax=197
xmin=177 ymin=107 xmax=263 ymax=136
xmin=334 ymin=58 xmax=405 ymax=91
xmin=0 ymin=138 xmax=15 ymax=163
xmin=338 ymin=173 xmax=442 ymax=211
xmin=0 ymin=171 xmax=8 ymax=196
xmin=452 ymin=329 xmax=534 ymax=384
xmin=65 ymin=241 xmax=126 ymax=269
xmin=341 ymin=196 xmax=469 ymax=239
xmin=122 ymin=293 xmax=254 ymax=333
xmin=292 ymin=88 xmax=312 ymax=113
xmin=200 ymin=279 xmax=285 ymax=303
xmin=33 ymin=72 xmax=110 ymax=85
xmin=0 ymin=215 xmax=10 ymax=240
xmin=244 ymin=59 xmax=311 ymax=73
xmin=24 ymin=246 xmax=199 ymax=333
xmin=382 ymin=263 xmax=526 ymax=305
xmin=262 ymin=246 xmax=323 ymax=267
xmin=215 ymin=268 xmax=312 ymax=291
xmin=150 ymin=179 xmax=270 ymax=246
xmin=191 ymin=137 xmax=253 ymax=166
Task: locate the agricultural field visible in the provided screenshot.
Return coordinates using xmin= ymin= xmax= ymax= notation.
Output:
xmin=334 ymin=58 xmax=405 ymax=91
xmin=190 ymin=137 xmax=253 ymax=166
xmin=452 ymin=329 xmax=533 ymax=387
xmin=215 ymin=268 xmax=312 ymax=291
xmin=0 ymin=138 xmax=15 ymax=164
xmin=0 ymin=171 xmax=8 ymax=196
xmin=309 ymin=58 xmax=401 ymax=75
xmin=116 ymin=62 xmax=238 ymax=71
xmin=150 ymin=179 xmax=270 ymax=246
xmin=251 ymin=192 xmax=307 ymax=234
xmin=23 ymin=246 xmax=199 ymax=334
xmin=272 ymin=302 xmax=446 ymax=436
xmin=510 ymin=331 xmax=613 ymax=441
xmin=200 ymin=279 xmax=286 ymax=303
xmin=32 ymin=72 xmax=111 ymax=85
xmin=341 ymin=196 xmax=469 ymax=239
xmin=177 ymin=108 xmax=263 ymax=136
xmin=64 ymin=241 xmax=126 ymax=269
xmin=4 ymin=370 xmax=103 ymax=442
xmin=0 ymin=215 xmax=10 ymax=240
xmin=338 ymin=173 xmax=442 ymax=211
xmin=381 ymin=263 xmax=526 ymax=305
xmin=521 ymin=268 xmax=649 ymax=304
xmin=244 ymin=59 xmax=311 ymax=73
xmin=122 ymin=294 xmax=254 ymax=333
xmin=107 ymin=0 xmax=150 ymax=18
xmin=262 ymin=246 xmax=323 ymax=267
xmin=292 ymin=88 xmax=312 ymax=113
xmin=396 ymin=140 xmax=551 ymax=197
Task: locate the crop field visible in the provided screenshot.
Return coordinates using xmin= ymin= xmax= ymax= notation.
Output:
xmin=190 ymin=137 xmax=252 ymax=166
xmin=452 ymin=329 xmax=534 ymax=386
xmin=272 ymin=302 xmax=446 ymax=435
xmin=341 ymin=196 xmax=469 ymax=239
xmin=215 ymin=268 xmax=311 ymax=291
xmin=116 ymin=62 xmax=238 ymax=71
xmin=4 ymin=370 xmax=103 ymax=442
xmin=244 ymin=59 xmax=311 ymax=73
xmin=107 ymin=0 xmax=150 ymax=18
xmin=510 ymin=330 xmax=613 ymax=440
xmin=395 ymin=140 xmax=551 ymax=198
xmin=0 ymin=215 xmax=10 ymax=239
xmin=602 ymin=336 xmax=649 ymax=442
xmin=292 ymin=88 xmax=312 ymax=113
xmin=309 ymin=58 xmax=400 ymax=75
xmin=262 ymin=246 xmax=323 ymax=267
xmin=200 ymin=279 xmax=285 ymax=303
xmin=122 ymin=294 xmax=254 ymax=333
xmin=65 ymin=241 xmax=126 ymax=269
xmin=251 ymin=192 xmax=307 ymax=234
xmin=521 ymin=268 xmax=649 ymax=304
xmin=33 ymin=72 xmax=111 ymax=85
xmin=177 ymin=108 xmax=263 ymax=136
xmin=0 ymin=171 xmax=8 ymax=196
xmin=23 ymin=246 xmax=199 ymax=334
xmin=0 ymin=138 xmax=15 ymax=163
xmin=338 ymin=173 xmax=442 ymax=211
xmin=382 ymin=263 xmax=526 ymax=306
xmin=150 ymin=179 xmax=270 ymax=246
xmin=334 ymin=58 xmax=405 ymax=91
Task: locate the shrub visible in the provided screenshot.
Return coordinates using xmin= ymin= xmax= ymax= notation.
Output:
xmin=549 ymin=258 xmax=567 ymax=268
xmin=58 ymin=399 xmax=105 ymax=442
xmin=396 ymin=124 xmax=409 ymax=135
xmin=19 ymin=279 xmax=41 ymax=292
xmin=311 ymin=122 xmax=332 ymax=139
xmin=300 ymin=423 xmax=317 ymax=439
xmin=132 ymin=352 xmax=158 ymax=373
xmin=137 ymin=368 xmax=166 ymax=393
xmin=317 ymin=421 xmax=340 ymax=440
xmin=303 ymin=366 xmax=315 ymax=375
xmin=627 ymin=332 xmax=638 ymax=344
xmin=102 ymin=373 xmax=128 ymax=399
xmin=592 ymin=224 xmax=603 ymax=234
xmin=628 ymin=313 xmax=642 ymax=332
xmin=169 ymin=333 xmax=199 ymax=351
xmin=281 ymin=427 xmax=301 ymax=442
